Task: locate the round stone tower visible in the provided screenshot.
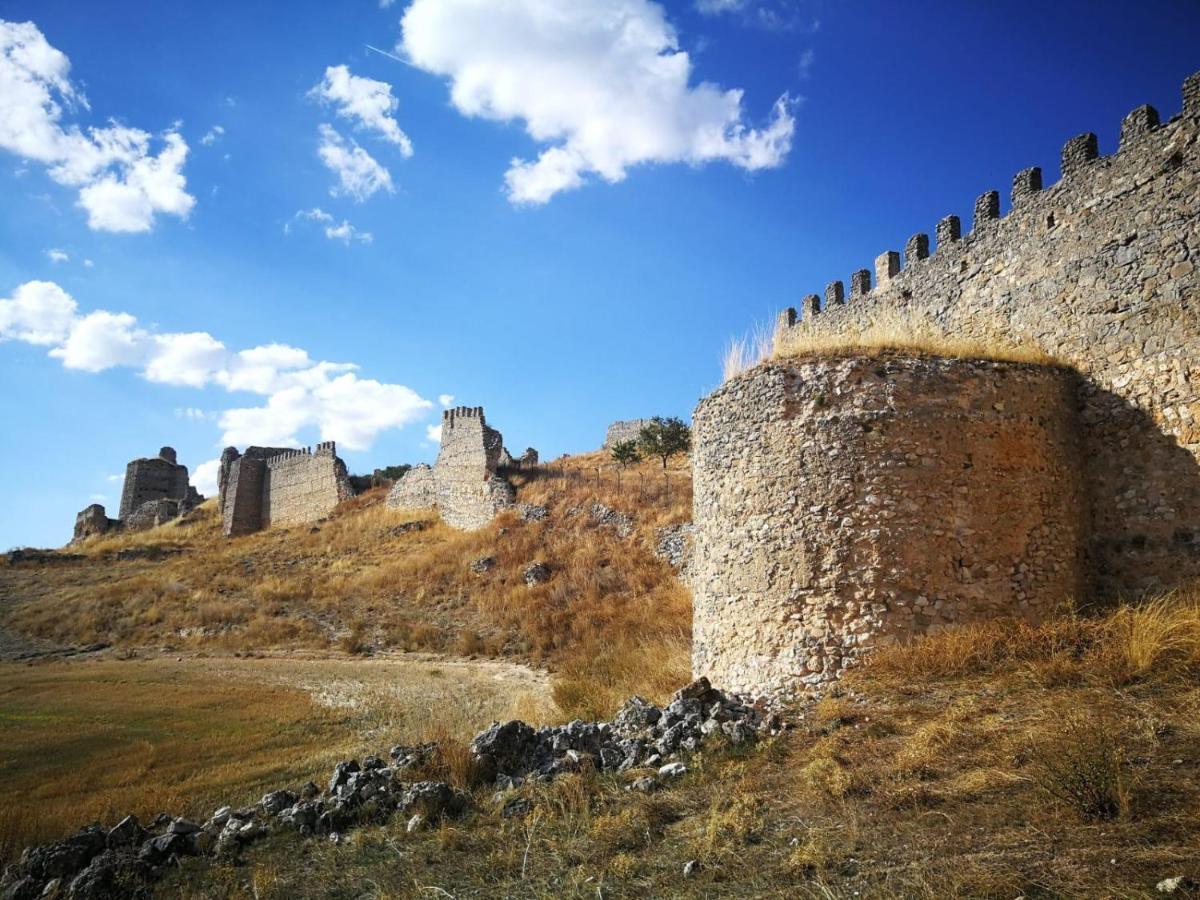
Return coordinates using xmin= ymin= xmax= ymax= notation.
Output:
xmin=691 ymin=354 xmax=1086 ymax=698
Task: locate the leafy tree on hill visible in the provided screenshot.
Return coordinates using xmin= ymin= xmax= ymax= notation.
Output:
xmin=610 ymin=440 xmax=641 ymax=469
xmin=638 ymin=417 xmax=691 ymax=469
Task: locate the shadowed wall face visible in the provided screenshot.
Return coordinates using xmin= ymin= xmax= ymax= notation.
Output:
xmin=118 ymin=450 xmax=192 ymax=520
xmin=692 ymin=357 xmax=1086 ymax=697
xmin=775 ymin=75 xmax=1200 ymax=599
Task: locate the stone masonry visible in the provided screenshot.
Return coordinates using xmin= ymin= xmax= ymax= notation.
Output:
xmin=220 ymin=443 xmax=354 ymax=537
xmin=774 ymin=72 xmax=1200 ymax=603
xmin=693 ymin=71 xmax=1200 ymax=697
xmin=72 ymin=447 xmax=203 ymax=542
xmin=692 ymin=356 xmax=1085 ymax=696
xmin=387 ymin=406 xmax=532 ymax=530
xmin=119 ymin=447 xmax=200 ymax=520
xmin=604 ymin=419 xmax=651 ymax=449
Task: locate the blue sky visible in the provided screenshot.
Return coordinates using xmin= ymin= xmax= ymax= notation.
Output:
xmin=0 ymin=0 xmax=1197 ymax=548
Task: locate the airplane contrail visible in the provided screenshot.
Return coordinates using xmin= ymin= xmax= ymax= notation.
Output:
xmin=366 ymin=44 xmax=412 ymax=66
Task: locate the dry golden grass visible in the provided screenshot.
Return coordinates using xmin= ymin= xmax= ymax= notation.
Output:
xmin=771 ymin=305 xmax=1059 ymax=368
xmin=145 ymin=595 xmax=1200 ymax=898
xmin=0 ymin=653 xmax=550 ymax=863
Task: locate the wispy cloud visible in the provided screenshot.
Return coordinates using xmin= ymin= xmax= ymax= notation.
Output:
xmin=45 ymin=248 xmax=69 ymax=263
xmin=316 ymin=124 xmax=393 ymax=202
xmin=286 ymin=208 xmax=373 ymax=245
xmin=200 ymin=125 xmax=225 ymax=146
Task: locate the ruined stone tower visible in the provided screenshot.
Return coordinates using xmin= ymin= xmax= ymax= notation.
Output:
xmin=387 ymin=406 xmax=531 ymax=530
xmin=692 ymin=70 xmax=1200 ymax=697
xmin=72 ymin=446 xmax=203 ymax=542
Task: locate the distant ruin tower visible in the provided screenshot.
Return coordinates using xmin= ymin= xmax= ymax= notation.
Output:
xmin=118 ymin=447 xmax=194 ymax=520
xmin=387 ymin=406 xmax=533 ymax=530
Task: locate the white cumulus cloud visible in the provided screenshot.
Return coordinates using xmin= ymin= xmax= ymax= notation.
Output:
xmin=398 ymin=0 xmax=795 ymax=204
xmin=438 ymin=393 xmax=454 ymax=407
xmin=0 ymin=20 xmax=195 ymax=232
xmin=311 ymin=65 xmax=413 ymax=156
xmin=192 ymin=458 xmax=221 ymax=497
xmin=0 ymin=280 xmax=436 ymax=451
xmin=425 ymin=423 xmax=442 ymax=444
xmin=0 ymin=280 xmax=77 ymax=344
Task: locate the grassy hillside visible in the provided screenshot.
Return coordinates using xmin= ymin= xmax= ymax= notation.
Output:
xmin=160 ymin=598 xmax=1200 ymax=898
xmin=1 ymin=452 xmax=693 ymax=717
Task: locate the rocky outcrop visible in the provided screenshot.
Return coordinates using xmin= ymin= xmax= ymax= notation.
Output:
xmin=0 ymin=679 xmax=774 ymax=899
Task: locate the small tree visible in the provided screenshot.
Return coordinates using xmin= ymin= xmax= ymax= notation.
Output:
xmin=610 ymin=440 xmax=641 ymax=469
xmin=638 ymin=416 xmax=691 ymax=470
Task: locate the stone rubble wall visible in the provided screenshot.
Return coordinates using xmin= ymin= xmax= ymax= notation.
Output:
xmin=386 ymin=463 xmax=437 ymax=508
xmin=72 ymin=504 xmax=118 ymax=542
xmin=387 ymin=406 xmax=525 ymax=531
xmin=774 ymin=73 xmax=1200 ymax=600
xmin=604 ymin=419 xmax=651 ymax=449
xmin=692 ymin=356 xmax=1086 ymax=697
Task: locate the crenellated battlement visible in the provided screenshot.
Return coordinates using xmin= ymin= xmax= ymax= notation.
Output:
xmin=778 ymin=71 xmax=1199 ymax=332
xmin=769 ymin=68 xmax=1200 ymax=603
xmin=263 ymin=442 xmax=338 ymax=470
xmin=444 ymin=406 xmax=485 ymax=427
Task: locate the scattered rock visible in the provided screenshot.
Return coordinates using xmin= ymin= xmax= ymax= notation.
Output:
xmin=470 ymin=556 xmax=496 ymax=575
xmin=1158 ymin=876 xmax=1197 ymax=894
xmin=523 ymin=562 xmax=550 ymax=587
xmin=589 ymin=503 xmax=634 ymax=538
xmin=658 ymin=762 xmax=688 ymax=779
xmin=2 ymin=678 xmax=771 ymax=900
xmin=500 ymin=797 xmax=533 ymax=819
xmin=260 ymin=791 xmax=297 ymax=817
xmin=655 ymin=523 xmax=696 ymax=577
xmin=516 ymin=504 xmax=548 ymax=522
xmin=683 ymin=859 xmax=701 ymax=877
xmin=386 ymin=521 xmax=429 ymax=539
xmin=629 ymin=776 xmax=660 ymax=794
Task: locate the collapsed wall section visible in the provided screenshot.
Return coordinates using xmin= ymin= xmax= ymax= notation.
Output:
xmin=604 ymin=419 xmax=651 ymax=449
xmin=774 ymin=72 xmax=1200 ymax=599
xmin=692 ymin=356 xmax=1085 ymax=697
xmin=386 ymin=406 xmax=526 ymax=530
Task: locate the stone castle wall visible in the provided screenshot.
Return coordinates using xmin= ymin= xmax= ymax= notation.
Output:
xmin=692 ymin=356 xmax=1086 ymax=696
xmin=386 ymin=406 xmax=523 ymax=530
xmin=604 ymin=419 xmax=651 ymax=449
xmin=221 ymin=443 xmax=352 ymax=537
xmin=264 ymin=447 xmax=354 ymax=528
xmin=774 ymin=72 xmax=1200 ymax=601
